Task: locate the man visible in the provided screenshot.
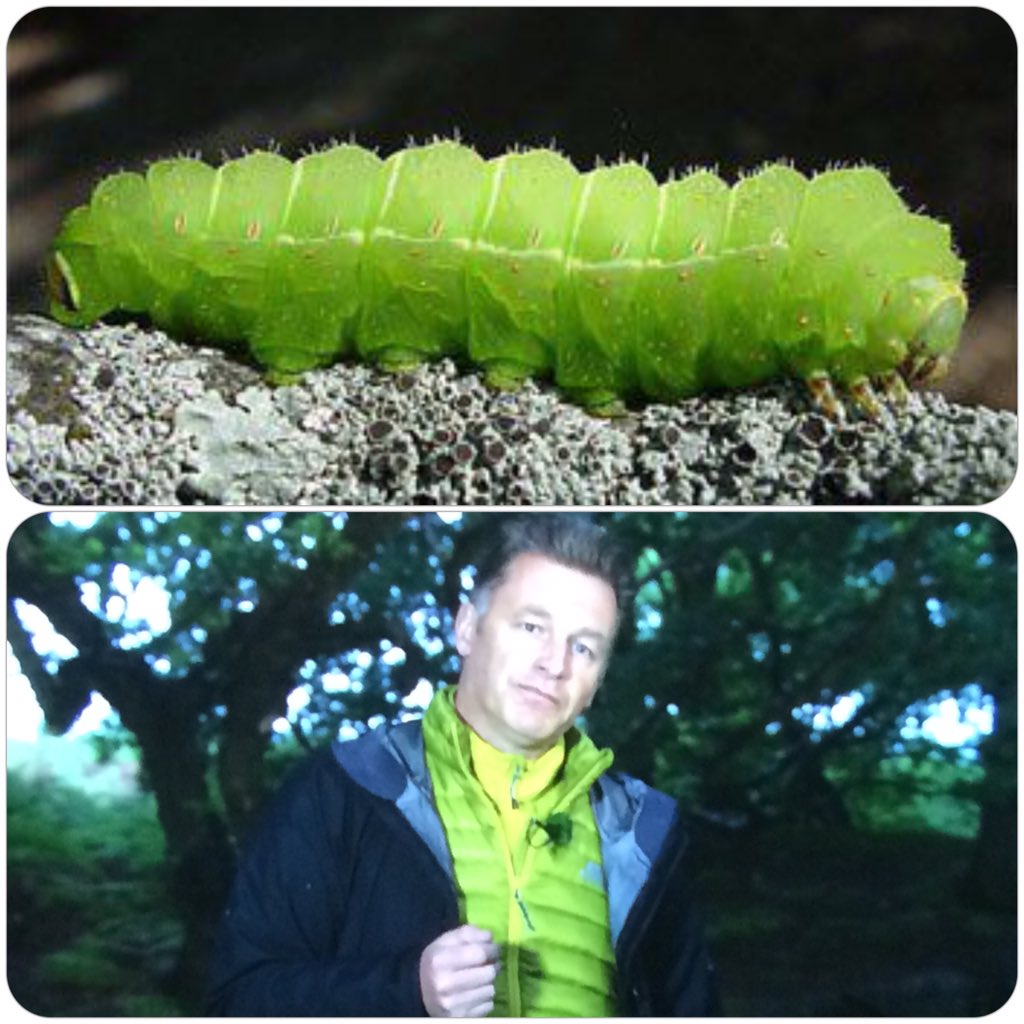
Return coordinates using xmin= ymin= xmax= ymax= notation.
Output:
xmin=206 ymin=515 xmax=718 ymax=1016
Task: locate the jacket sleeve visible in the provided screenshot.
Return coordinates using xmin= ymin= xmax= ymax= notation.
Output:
xmin=632 ymin=806 xmax=721 ymax=1016
xmin=204 ymin=752 xmax=431 ymax=1016
xmin=659 ymin=874 xmax=720 ymax=1017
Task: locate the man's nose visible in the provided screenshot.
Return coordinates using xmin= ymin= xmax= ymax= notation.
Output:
xmin=536 ymin=634 xmax=570 ymax=678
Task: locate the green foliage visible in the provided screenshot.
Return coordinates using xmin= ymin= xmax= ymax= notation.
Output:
xmin=42 ymin=939 xmax=136 ymax=990
xmin=714 ymin=547 xmax=754 ymax=600
xmin=591 ymin=512 xmax=1013 ymax=834
xmin=7 ymin=769 xmax=183 ymax=1015
xmin=833 ymin=752 xmax=985 ymax=838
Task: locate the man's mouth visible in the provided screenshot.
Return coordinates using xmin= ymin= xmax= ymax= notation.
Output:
xmin=516 ymin=683 xmax=559 ymax=707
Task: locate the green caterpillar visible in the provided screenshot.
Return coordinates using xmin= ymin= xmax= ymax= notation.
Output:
xmin=47 ymin=139 xmax=967 ymax=415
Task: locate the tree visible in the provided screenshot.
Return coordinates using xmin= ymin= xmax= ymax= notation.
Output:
xmin=7 ymin=510 xmax=1015 ymax=1007
xmin=8 ymin=511 xmax=448 ymax=1004
xmin=589 ymin=513 xmax=1014 ymax=837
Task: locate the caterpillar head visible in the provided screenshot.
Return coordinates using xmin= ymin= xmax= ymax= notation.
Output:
xmin=897 ymin=278 xmax=968 ymax=386
xmin=859 ymin=276 xmax=966 ymax=388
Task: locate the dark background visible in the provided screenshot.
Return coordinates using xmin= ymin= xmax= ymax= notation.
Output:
xmin=6 ymin=6 xmax=1017 ymax=408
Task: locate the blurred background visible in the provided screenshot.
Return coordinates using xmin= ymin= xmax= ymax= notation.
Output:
xmin=6 ymin=509 xmax=1017 ymax=1015
xmin=6 ymin=6 xmax=1017 ymax=408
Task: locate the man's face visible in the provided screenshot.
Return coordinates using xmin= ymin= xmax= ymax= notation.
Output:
xmin=453 ymin=552 xmax=618 ymax=758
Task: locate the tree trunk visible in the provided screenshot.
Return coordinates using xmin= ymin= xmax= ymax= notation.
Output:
xmin=122 ymin=693 xmax=237 ymax=1010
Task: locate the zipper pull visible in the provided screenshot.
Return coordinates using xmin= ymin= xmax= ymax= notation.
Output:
xmin=514 ymin=888 xmax=535 ymax=931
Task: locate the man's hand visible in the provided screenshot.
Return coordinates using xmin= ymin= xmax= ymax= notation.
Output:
xmin=419 ymin=923 xmax=501 ymax=1017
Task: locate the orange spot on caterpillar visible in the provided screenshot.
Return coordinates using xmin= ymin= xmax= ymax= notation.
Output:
xmin=692 ymin=238 xmax=707 ymax=256
xmin=797 ymin=313 xmax=811 ymax=327
xmin=246 ymin=221 xmax=262 ymax=241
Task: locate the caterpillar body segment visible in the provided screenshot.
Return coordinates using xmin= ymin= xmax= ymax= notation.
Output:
xmin=48 ymin=139 xmax=967 ymax=410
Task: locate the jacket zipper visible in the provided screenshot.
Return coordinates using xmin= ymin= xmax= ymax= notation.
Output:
xmin=491 ymin=764 xmax=529 ymax=1016
xmin=484 ymin=755 xmax=609 ymax=1015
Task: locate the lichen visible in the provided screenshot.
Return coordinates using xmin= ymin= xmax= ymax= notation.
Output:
xmin=5 ymin=316 xmax=1017 ymax=506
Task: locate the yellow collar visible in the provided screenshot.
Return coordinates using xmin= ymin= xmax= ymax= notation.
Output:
xmin=469 ymin=729 xmax=565 ymax=812
xmin=423 ymin=684 xmax=613 ymax=808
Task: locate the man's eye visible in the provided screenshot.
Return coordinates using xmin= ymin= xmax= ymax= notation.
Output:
xmin=521 ymin=621 xmax=541 ymax=633
xmin=573 ymin=641 xmax=595 ymax=660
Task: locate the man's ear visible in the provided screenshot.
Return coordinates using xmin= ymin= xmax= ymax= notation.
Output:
xmin=454 ymin=600 xmax=478 ymax=658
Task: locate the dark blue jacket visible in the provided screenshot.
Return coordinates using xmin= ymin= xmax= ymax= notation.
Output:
xmin=206 ymin=720 xmax=719 ymax=1016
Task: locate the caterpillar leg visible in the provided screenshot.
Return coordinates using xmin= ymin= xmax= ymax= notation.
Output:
xmin=913 ymin=353 xmax=951 ymax=387
xmin=849 ymin=376 xmax=896 ymax=428
xmin=898 ymin=345 xmax=951 ymax=388
xmin=879 ymin=370 xmax=911 ymax=405
xmin=804 ymin=372 xmax=847 ymax=422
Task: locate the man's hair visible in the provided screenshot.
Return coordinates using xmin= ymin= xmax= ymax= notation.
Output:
xmin=469 ymin=514 xmax=634 ymax=617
